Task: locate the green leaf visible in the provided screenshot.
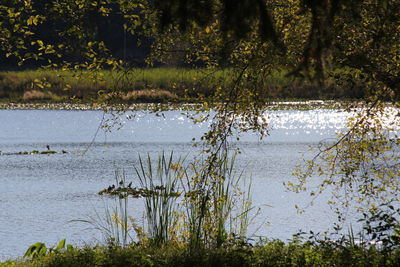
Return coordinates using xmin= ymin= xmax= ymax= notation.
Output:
xmin=27 ymin=15 xmax=39 ymax=26
xmin=24 ymin=242 xmax=46 ymax=258
xmin=382 ymin=0 xmax=389 ymax=10
xmin=55 ymin=239 xmax=66 ymax=250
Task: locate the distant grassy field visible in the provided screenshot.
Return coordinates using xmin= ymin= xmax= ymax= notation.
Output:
xmin=0 ymin=68 xmax=366 ymax=104
xmin=0 ymin=68 xmax=233 ymax=103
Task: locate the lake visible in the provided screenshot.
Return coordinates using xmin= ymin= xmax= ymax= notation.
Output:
xmin=0 ymin=108 xmax=353 ymax=259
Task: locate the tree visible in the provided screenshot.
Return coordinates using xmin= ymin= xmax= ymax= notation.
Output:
xmin=1 ymin=0 xmax=399 ymax=231
xmin=0 ymin=0 xmax=153 ymax=68
xmin=149 ymin=0 xmax=400 ymax=223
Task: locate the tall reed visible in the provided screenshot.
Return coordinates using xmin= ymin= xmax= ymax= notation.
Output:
xmin=134 ymin=152 xmax=183 ymax=245
xmin=73 ymin=170 xmax=133 ymax=247
xmin=180 ymin=152 xmax=253 ymax=248
xmin=96 ymin=151 xmax=254 ymax=249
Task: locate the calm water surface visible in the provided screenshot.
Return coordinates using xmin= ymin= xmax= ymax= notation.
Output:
xmin=0 ymin=109 xmax=352 ymax=259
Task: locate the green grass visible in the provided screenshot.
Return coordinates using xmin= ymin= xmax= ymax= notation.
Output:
xmin=0 ymin=67 xmax=367 ymax=104
xmin=0 ymin=68 xmax=237 ymax=103
xmin=3 ymin=240 xmax=400 ymax=267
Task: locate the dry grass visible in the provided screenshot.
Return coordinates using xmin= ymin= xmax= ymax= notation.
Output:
xmin=102 ymin=89 xmax=178 ymax=103
xmin=23 ymin=90 xmax=49 ymax=100
xmin=22 ymin=90 xmax=65 ymax=102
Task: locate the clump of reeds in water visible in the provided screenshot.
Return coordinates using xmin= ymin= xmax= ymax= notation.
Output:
xmin=98 ymin=152 xmax=255 ymax=249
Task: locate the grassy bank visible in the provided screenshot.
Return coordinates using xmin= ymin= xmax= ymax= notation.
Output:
xmin=0 ymin=68 xmax=234 ymax=103
xmin=3 ymin=240 xmax=400 ymax=267
xmin=0 ymin=100 xmax=360 ymax=111
xmin=0 ymin=68 xmax=365 ymax=104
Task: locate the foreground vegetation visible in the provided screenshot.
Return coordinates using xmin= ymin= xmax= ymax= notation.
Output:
xmin=3 ymin=240 xmax=400 ymax=267
xmin=0 ymin=68 xmax=371 ymax=104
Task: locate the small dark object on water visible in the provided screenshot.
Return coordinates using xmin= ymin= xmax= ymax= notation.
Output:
xmin=106 ymin=184 xmax=115 ymax=191
xmin=128 ymin=182 xmax=132 ymax=188
xmin=46 ymin=145 xmax=50 ymax=150
xmin=119 ymin=180 xmax=123 ymax=186
xmin=62 ymin=150 xmax=68 ymax=154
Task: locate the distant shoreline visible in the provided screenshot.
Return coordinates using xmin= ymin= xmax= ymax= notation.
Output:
xmin=0 ymin=68 xmax=375 ymax=105
xmin=0 ymin=100 xmax=369 ymax=111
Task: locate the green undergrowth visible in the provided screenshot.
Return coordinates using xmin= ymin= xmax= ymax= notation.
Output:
xmin=0 ymin=68 xmax=368 ymax=104
xmin=3 ymin=240 xmax=400 ymax=267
